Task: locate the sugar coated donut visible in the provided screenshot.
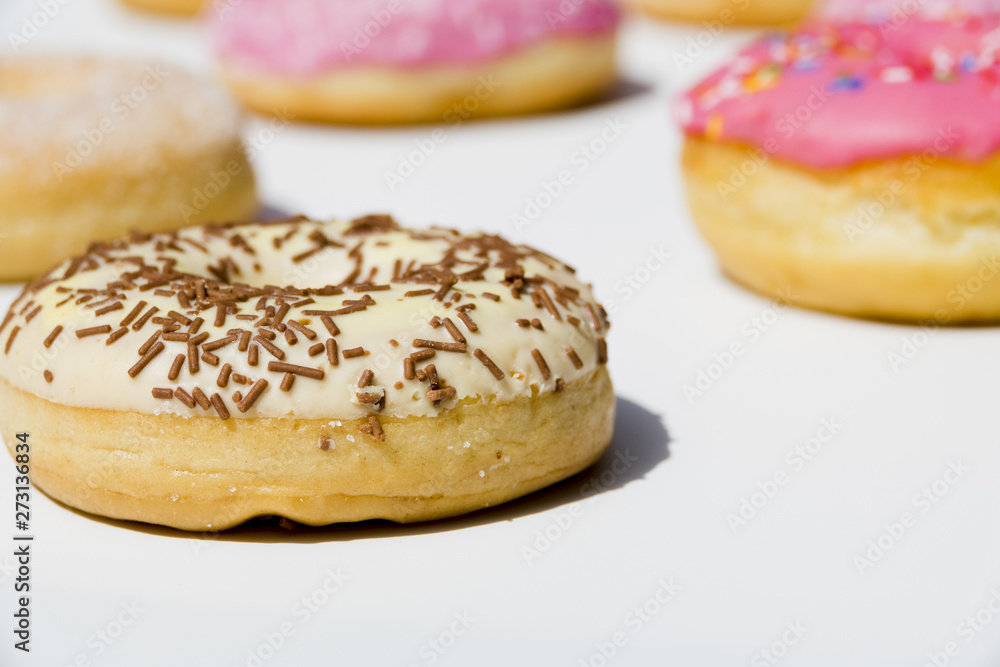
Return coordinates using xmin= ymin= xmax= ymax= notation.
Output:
xmin=208 ymin=0 xmax=621 ymax=124
xmin=118 ymin=0 xmax=205 ymax=16
xmin=677 ymin=16 xmax=1000 ymax=322
xmin=0 ymin=56 xmax=257 ymax=283
xmin=624 ymin=0 xmax=814 ymax=26
xmin=0 ymin=215 xmax=614 ymax=530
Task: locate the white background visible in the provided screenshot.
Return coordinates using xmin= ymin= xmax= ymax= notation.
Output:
xmin=2 ymin=1 xmax=1000 ymax=665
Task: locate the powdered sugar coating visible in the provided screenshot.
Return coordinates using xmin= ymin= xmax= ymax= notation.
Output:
xmin=0 ymin=57 xmax=244 ymax=186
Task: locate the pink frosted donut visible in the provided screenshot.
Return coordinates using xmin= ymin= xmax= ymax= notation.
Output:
xmin=814 ymin=0 xmax=1000 ymax=23
xmin=208 ymin=0 xmax=621 ymax=124
xmin=675 ymin=16 xmax=1000 ymax=322
xmin=677 ymin=17 xmax=1000 ymax=168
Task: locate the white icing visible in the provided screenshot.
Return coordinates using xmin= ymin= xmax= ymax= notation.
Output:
xmin=0 ymin=56 xmax=244 ymax=187
xmin=0 ymin=218 xmax=608 ymax=421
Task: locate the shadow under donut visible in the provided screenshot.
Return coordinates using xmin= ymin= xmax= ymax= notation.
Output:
xmin=62 ymin=396 xmax=670 ymax=542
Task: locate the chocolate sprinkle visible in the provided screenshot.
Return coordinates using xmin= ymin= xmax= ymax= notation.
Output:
xmin=442 ymin=318 xmax=466 ymax=344
xmin=174 ymin=388 xmax=196 ymax=408
xmin=426 ymin=387 xmax=457 ymax=402
xmin=531 ymin=349 xmax=551 ymax=380
xmin=106 ymin=327 xmax=129 ymax=345
xmin=457 ymin=310 xmax=479 ymax=332
xmin=320 ymin=316 xmax=340 ymax=336
xmin=287 ymin=320 xmax=317 ymax=340
xmin=168 ymin=354 xmax=185 ymax=381
xmin=367 ymin=415 xmax=385 ymax=441
xmin=267 ymin=361 xmax=325 ymax=380
xmin=237 ymin=379 xmax=268 ymax=412
xmin=254 ymin=335 xmax=286 ymax=360
xmin=410 ymin=349 xmax=435 ymax=362
xmin=43 ymin=326 xmax=63 ymax=348
xmin=413 ymin=339 xmax=467 ymax=353
xmin=95 ymin=302 xmax=124 ymax=317
xmin=128 ymin=341 xmax=164 ymax=377
xmin=473 ymin=349 xmax=504 ymax=381
xmin=130 ymin=305 xmax=159 ymax=331
xmin=76 ymin=325 xmax=112 ymax=338
xmin=192 ymin=386 xmax=211 ymax=409
xmin=217 ymin=363 xmax=232 ymax=387
xmin=566 ymin=347 xmax=584 ymax=369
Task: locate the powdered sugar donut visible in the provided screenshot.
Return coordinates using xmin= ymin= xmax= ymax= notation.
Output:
xmin=0 ymin=56 xmax=257 ymax=282
xmin=208 ymin=0 xmax=621 ymax=124
xmin=0 ymin=215 xmax=613 ymax=530
xmin=677 ymin=15 xmax=1000 ymax=322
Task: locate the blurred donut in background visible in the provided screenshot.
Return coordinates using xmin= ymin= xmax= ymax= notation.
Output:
xmin=813 ymin=0 xmax=1000 ymax=21
xmin=0 ymin=56 xmax=257 ymax=281
xmin=118 ymin=0 xmax=206 ymax=16
xmin=675 ymin=13 xmax=1000 ymax=322
xmin=208 ymin=0 xmax=622 ymax=124
xmin=623 ymin=0 xmax=815 ymax=26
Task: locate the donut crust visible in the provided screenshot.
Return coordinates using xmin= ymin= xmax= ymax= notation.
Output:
xmin=219 ymin=35 xmax=618 ymax=124
xmin=0 ymin=142 xmax=256 ymax=282
xmin=118 ymin=0 xmax=205 ymax=16
xmin=0 ymin=58 xmax=257 ymax=282
xmin=682 ymin=136 xmax=1000 ymax=322
xmin=0 ymin=368 xmax=614 ymax=531
xmin=624 ymin=0 xmax=812 ymax=24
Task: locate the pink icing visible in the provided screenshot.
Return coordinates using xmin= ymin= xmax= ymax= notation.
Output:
xmin=814 ymin=0 xmax=1000 ymax=23
xmin=208 ymin=0 xmax=620 ymax=75
xmin=676 ymin=17 xmax=1000 ymax=168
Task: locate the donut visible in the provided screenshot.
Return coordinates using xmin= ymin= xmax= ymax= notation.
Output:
xmin=117 ymin=0 xmax=205 ymax=15
xmin=0 ymin=56 xmax=257 ymax=283
xmin=0 ymin=215 xmax=614 ymax=530
xmin=813 ymin=0 xmax=1000 ymax=22
xmin=624 ymin=0 xmax=814 ymax=26
xmin=208 ymin=0 xmax=621 ymax=124
xmin=676 ymin=15 xmax=1000 ymax=322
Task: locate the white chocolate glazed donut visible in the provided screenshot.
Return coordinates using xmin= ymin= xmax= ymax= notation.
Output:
xmin=0 ymin=56 xmax=257 ymax=281
xmin=0 ymin=215 xmax=614 ymax=530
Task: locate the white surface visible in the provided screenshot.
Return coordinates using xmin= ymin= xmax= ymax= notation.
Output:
xmin=2 ymin=2 xmax=1000 ymax=666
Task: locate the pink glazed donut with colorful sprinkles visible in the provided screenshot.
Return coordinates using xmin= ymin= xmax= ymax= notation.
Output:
xmin=675 ymin=10 xmax=1000 ymax=323
xmin=208 ymin=0 xmax=621 ymax=124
